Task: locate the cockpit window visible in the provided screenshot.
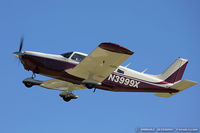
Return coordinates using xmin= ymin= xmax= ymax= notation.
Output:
xmin=71 ymin=53 xmax=86 ymax=62
xmin=61 ymin=52 xmax=73 ymax=58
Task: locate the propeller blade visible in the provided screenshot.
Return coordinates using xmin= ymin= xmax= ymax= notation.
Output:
xmin=13 ymin=37 xmax=24 ymax=58
xmin=19 ymin=37 xmax=24 ymax=52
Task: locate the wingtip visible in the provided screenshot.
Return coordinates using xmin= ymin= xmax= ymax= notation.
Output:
xmin=99 ymin=42 xmax=134 ymax=55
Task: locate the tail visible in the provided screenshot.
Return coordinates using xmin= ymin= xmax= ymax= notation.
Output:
xmin=158 ymin=57 xmax=188 ymax=83
xmin=155 ymin=57 xmax=198 ymax=98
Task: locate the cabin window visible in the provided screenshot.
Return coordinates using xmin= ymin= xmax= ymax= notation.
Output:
xmin=117 ymin=69 xmax=124 ymax=74
xmin=71 ymin=53 xmax=86 ymax=62
xmin=61 ymin=52 xmax=73 ymax=58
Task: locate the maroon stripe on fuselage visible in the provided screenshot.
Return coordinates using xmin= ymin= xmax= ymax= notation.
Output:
xmin=21 ymin=54 xmax=177 ymax=93
xmin=23 ymin=54 xmax=76 ymax=71
xmin=102 ymin=73 xmax=174 ymax=92
xmin=96 ymin=84 xmax=178 ymax=93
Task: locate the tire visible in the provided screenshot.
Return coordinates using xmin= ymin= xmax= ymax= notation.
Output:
xmin=63 ymin=97 xmax=71 ymax=102
xmin=85 ymin=84 xmax=94 ymax=89
xmin=24 ymin=82 xmax=33 ymax=88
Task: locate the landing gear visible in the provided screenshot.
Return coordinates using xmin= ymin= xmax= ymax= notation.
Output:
xmin=22 ymin=77 xmax=43 ymax=88
xmin=24 ymin=82 xmax=33 ymax=88
xmin=32 ymin=73 xmax=36 ymax=79
xmin=59 ymin=92 xmax=78 ymax=102
xmin=22 ymin=73 xmax=41 ymax=88
xmin=85 ymin=83 xmax=94 ymax=89
xmin=63 ymin=97 xmax=72 ymax=102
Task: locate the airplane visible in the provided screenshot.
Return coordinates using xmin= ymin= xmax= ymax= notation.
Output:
xmin=13 ymin=38 xmax=198 ymax=102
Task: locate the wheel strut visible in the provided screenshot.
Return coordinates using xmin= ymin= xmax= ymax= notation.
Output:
xmin=32 ymin=73 xmax=36 ymax=79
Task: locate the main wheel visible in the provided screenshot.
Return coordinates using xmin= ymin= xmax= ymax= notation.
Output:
xmin=63 ymin=97 xmax=71 ymax=102
xmin=85 ymin=84 xmax=94 ymax=89
xmin=24 ymin=82 xmax=33 ymax=88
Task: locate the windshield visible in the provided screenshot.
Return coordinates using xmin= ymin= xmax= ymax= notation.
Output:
xmin=71 ymin=53 xmax=86 ymax=62
xmin=61 ymin=52 xmax=73 ymax=58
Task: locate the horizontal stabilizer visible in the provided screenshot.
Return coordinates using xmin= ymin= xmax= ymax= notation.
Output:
xmin=155 ymin=80 xmax=198 ymax=98
xmin=154 ymin=93 xmax=174 ymax=98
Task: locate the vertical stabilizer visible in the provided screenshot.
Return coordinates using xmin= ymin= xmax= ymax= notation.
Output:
xmin=158 ymin=58 xmax=188 ymax=83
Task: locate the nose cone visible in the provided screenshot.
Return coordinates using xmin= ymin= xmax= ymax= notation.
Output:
xmin=13 ymin=51 xmax=23 ymax=58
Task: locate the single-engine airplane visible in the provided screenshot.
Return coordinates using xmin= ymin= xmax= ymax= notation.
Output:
xmin=13 ymin=38 xmax=198 ymax=102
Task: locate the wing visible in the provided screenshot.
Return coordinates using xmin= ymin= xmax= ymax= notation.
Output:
xmin=40 ymin=79 xmax=86 ymax=92
xmin=66 ymin=43 xmax=134 ymax=84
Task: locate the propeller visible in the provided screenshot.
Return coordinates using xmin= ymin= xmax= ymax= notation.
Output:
xmin=19 ymin=37 xmax=24 ymax=53
xmin=13 ymin=37 xmax=24 ymax=58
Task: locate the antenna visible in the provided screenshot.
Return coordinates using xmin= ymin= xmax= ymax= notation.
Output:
xmin=124 ymin=63 xmax=131 ymax=68
xmin=141 ymin=68 xmax=148 ymax=73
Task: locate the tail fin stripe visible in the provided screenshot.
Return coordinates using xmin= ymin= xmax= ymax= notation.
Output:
xmin=165 ymin=62 xmax=188 ymax=83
